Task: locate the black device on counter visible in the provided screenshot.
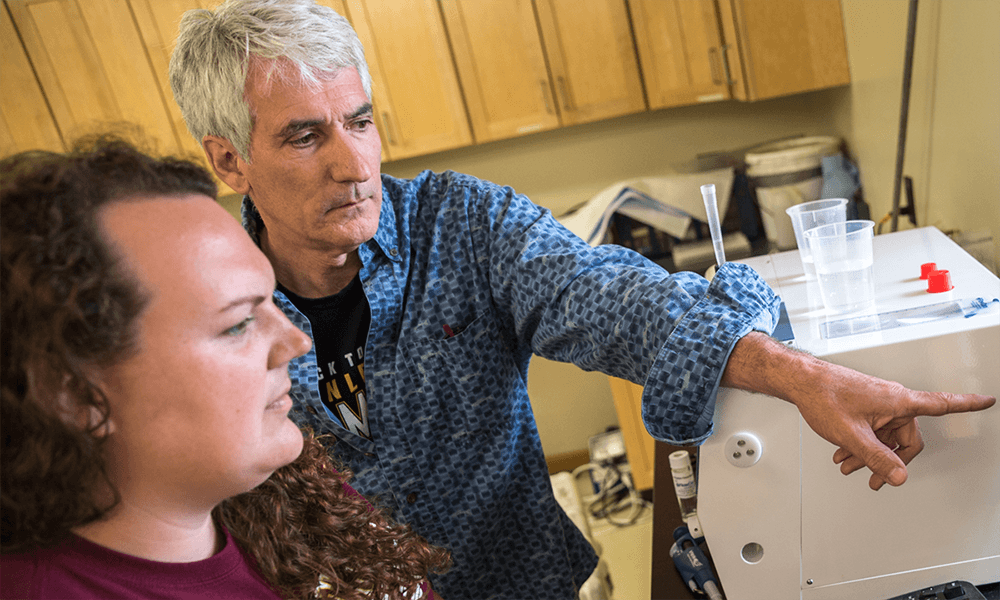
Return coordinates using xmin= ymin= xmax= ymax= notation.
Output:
xmin=885 ymin=581 xmax=988 ymax=600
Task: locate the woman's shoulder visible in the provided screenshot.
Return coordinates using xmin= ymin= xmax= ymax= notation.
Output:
xmin=1 ymin=531 xmax=282 ymax=600
xmin=1 ymin=543 xmax=50 ymax=599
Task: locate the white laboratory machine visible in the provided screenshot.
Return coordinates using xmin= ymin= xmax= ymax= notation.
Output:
xmin=697 ymin=227 xmax=999 ymax=600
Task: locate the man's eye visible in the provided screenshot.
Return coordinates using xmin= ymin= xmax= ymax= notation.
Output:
xmin=224 ymin=316 xmax=255 ymax=337
xmin=289 ymin=133 xmax=317 ymax=147
xmin=354 ymin=118 xmax=373 ymax=131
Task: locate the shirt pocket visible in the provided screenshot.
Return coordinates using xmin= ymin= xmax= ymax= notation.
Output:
xmin=400 ymin=310 xmax=523 ymax=463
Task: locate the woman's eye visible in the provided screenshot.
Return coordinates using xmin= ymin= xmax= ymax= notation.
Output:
xmin=223 ymin=315 xmax=255 ymax=337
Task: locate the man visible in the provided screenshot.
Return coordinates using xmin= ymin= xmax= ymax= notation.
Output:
xmin=169 ymin=1 xmax=994 ymax=597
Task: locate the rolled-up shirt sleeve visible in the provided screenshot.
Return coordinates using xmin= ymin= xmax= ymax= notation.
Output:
xmin=465 ymin=174 xmax=782 ymax=446
xmin=641 ymin=261 xmax=780 ymax=444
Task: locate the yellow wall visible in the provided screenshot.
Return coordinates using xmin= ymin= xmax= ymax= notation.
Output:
xmin=382 ymin=89 xmax=849 ymax=218
xmin=384 ymin=0 xmax=1000 ymax=458
xmin=840 ymin=0 xmax=1000 ymax=251
xmin=928 ymin=1 xmax=999 ymax=245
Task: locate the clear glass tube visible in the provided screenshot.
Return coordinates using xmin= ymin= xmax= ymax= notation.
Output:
xmin=669 ymin=450 xmax=698 ymax=520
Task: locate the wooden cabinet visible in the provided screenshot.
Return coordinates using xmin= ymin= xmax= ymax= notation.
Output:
xmin=346 ymin=0 xmax=472 ymax=160
xmin=630 ymin=0 xmax=850 ymax=109
xmin=1 ymin=0 xmax=350 ymax=187
xmin=2 ymin=0 xmax=851 ymax=165
xmin=440 ymin=0 xmax=560 ymax=144
xmin=607 ymin=376 xmax=655 ymax=492
xmin=718 ymin=0 xmax=850 ymax=101
xmin=128 ymin=0 xmax=219 ymax=163
xmin=534 ymin=0 xmax=646 ymax=127
xmin=629 ymin=0 xmax=733 ymax=110
xmin=5 ymin=0 xmax=185 ymax=156
xmin=1 ymin=2 xmax=64 ymax=156
xmin=442 ymin=0 xmax=646 ymax=144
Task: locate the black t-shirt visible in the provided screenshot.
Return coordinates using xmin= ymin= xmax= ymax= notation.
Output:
xmin=279 ymin=275 xmax=371 ymax=440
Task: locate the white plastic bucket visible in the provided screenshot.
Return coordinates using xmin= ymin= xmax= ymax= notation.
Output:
xmin=745 ymin=136 xmax=842 ymax=249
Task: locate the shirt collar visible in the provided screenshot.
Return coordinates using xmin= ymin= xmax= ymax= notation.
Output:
xmin=240 ymin=195 xmax=263 ymax=246
xmin=366 ymin=177 xmax=400 ymax=264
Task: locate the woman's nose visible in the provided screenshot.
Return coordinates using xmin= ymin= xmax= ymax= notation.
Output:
xmin=269 ymin=310 xmax=313 ymax=368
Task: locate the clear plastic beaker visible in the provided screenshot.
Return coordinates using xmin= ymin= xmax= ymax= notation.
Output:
xmin=805 ymin=220 xmax=876 ymax=314
xmin=786 ymin=198 xmax=848 ymax=277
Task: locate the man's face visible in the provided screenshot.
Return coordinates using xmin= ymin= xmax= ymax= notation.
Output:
xmin=237 ymin=63 xmax=383 ymax=260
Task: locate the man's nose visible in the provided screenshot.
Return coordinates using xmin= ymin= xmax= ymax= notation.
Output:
xmin=326 ymin=133 xmax=374 ymax=183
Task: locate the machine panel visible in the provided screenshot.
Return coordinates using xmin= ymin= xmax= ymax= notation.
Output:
xmin=698 ymin=228 xmax=1000 ymax=600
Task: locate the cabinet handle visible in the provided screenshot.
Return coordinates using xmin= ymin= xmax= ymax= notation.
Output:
xmin=708 ymin=47 xmax=722 ymax=85
xmin=720 ymin=44 xmax=737 ymax=85
xmin=540 ymin=80 xmax=554 ymax=114
xmin=557 ymin=76 xmax=573 ymax=111
xmin=381 ymin=111 xmax=396 ymax=146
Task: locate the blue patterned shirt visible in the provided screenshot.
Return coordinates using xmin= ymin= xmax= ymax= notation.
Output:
xmin=242 ymin=170 xmax=780 ymax=599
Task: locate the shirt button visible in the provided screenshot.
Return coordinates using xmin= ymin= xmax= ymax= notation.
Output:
xmin=406 ymin=492 xmax=418 ymax=504
xmin=389 ymin=248 xmax=399 ymax=257
xmin=365 ymin=452 xmax=376 ymax=458
xmin=307 ymin=406 xmax=318 ymax=416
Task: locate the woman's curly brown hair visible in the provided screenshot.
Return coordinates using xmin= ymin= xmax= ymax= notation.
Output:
xmin=2 ymin=136 xmax=212 ymax=553
xmin=219 ymin=433 xmax=450 ymax=599
xmin=1 ymin=135 xmax=449 ymax=598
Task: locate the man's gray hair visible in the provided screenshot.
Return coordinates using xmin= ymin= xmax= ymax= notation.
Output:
xmin=169 ymin=0 xmax=372 ymax=160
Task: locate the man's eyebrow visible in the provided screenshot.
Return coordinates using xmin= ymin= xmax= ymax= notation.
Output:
xmin=273 ymin=103 xmax=373 ymax=140
xmin=274 ymin=120 xmax=323 ymax=141
xmin=348 ymin=103 xmax=373 ymax=121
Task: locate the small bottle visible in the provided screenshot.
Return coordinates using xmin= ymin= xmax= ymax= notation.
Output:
xmin=669 ymin=450 xmax=698 ymax=521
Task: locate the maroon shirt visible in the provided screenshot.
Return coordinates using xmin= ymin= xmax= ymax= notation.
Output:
xmin=0 ymin=526 xmax=281 ymax=600
xmin=1 ymin=481 xmax=436 ymax=600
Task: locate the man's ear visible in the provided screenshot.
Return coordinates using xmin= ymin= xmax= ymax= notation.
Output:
xmin=202 ymin=135 xmax=250 ymax=195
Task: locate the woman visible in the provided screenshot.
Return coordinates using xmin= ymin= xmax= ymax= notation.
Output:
xmin=0 ymin=137 xmax=449 ymax=599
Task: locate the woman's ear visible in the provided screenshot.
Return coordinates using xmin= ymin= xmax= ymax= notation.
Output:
xmin=78 ymin=369 xmax=117 ymax=437
xmin=30 ymin=367 xmax=117 ymax=437
xmin=202 ymin=136 xmax=250 ymax=195
xmin=77 ymin=399 xmax=116 ymax=437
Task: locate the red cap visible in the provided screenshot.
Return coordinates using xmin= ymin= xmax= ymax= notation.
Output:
xmin=927 ymin=269 xmax=953 ymax=293
xmin=920 ymin=262 xmax=937 ymax=279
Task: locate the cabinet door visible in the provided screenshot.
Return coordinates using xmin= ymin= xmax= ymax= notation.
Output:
xmin=534 ymin=0 xmax=646 ymax=126
xmin=128 ymin=0 xmax=216 ymax=161
xmin=1 ymin=2 xmax=64 ymax=156
xmin=629 ymin=0 xmax=732 ymax=110
xmin=441 ymin=0 xmax=560 ymax=143
xmin=7 ymin=0 xmax=183 ymax=154
xmin=607 ymin=376 xmax=655 ymax=492
xmin=347 ymin=0 xmax=472 ymax=160
xmin=719 ymin=0 xmax=850 ymax=101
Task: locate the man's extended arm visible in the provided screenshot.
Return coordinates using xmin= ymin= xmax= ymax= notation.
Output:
xmin=722 ymin=331 xmax=996 ymax=490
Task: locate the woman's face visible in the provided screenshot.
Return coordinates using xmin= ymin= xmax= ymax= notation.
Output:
xmin=96 ymin=194 xmax=312 ymax=510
